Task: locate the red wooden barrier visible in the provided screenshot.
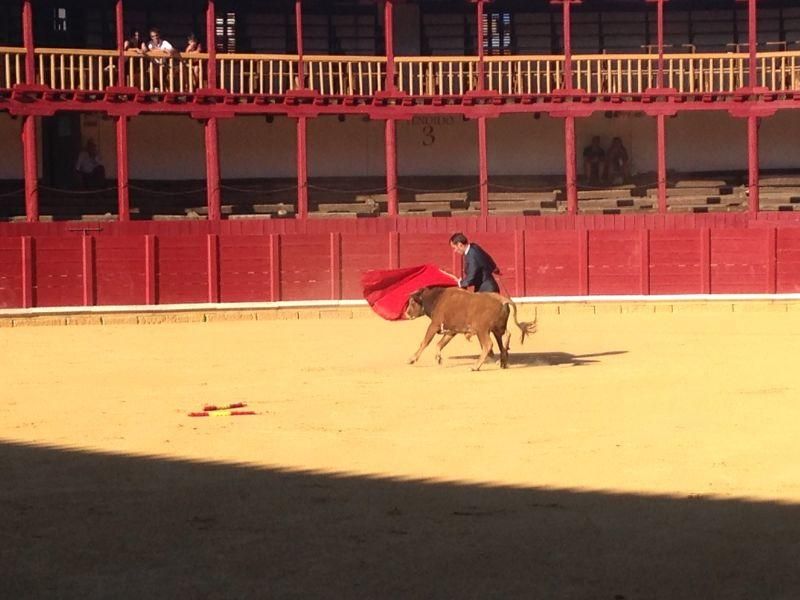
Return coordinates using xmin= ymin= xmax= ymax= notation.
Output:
xmin=3 ymin=216 xmax=800 ymax=310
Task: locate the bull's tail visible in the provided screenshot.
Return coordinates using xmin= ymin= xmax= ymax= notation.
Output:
xmin=505 ymin=300 xmax=538 ymax=345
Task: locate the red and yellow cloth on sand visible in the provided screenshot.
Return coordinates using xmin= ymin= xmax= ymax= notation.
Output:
xmin=361 ymin=264 xmax=458 ymax=321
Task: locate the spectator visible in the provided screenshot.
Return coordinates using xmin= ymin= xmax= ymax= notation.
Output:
xmin=184 ymin=33 xmax=202 ymax=90
xmin=583 ymin=136 xmax=605 ymax=185
xmin=605 ymin=136 xmax=631 ymax=184
xmin=144 ymin=27 xmax=175 ymax=55
xmin=123 ymin=28 xmax=145 ymax=52
xmin=75 ymin=139 xmax=105 ymax=189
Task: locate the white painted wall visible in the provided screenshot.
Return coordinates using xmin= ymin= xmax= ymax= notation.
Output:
xmin=0 ymin=113 xmax=23 ymax=178
xmin=219 ymin=116 xmax=296 ymax=179
xmin=3 ymin=109 xmax=800 ymax=182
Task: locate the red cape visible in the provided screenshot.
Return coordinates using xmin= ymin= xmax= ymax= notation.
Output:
xmin=361 ymin=264 xmax=458 ymax=320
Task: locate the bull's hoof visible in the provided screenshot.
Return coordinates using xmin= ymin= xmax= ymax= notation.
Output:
xmin=471 ymin=366 xmax=482 ymax=372
xmin=407 ymin=357 xmax=417 ymax=365
xmin=435 ymin=354 xmax=442 ymax=365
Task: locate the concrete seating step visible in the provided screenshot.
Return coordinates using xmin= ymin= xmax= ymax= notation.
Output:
xmin=80 ymin=213 xmax=118 ymax=221
xmin=414 ymin=191 xmax=469 ymax=203
xmin=577 ymin=189 xmax=633 ymax=200
xmin=761 ymin=204 xmax=800 ymax=211
xmin=399 ymin=201 xmax=453 ymax=212
xmin=487 ymin=191 xmax=558 ymax=202
xmin=316 ymin=202 xmax=380 ymax=215
xmin=665 ymin=195 xmax=744 ymax=207
xmin=10 ymin=215 xmax=53 ymax=222
xmin=758 ymin=175 xmax=800 ymax=186
xmin=674 ymin=179 xmax=728 ymax=188
xmin=648 ymin=187 xmax=722 ymax=198
xmin=667 ymin=204 xmax=745 ymax=213
xmin=253 ymin=203 xmax=295 ymax=215
xmin=228 ymin=214 xmax=272 ymax=220
xmin=578 ymin=197 xmax=654 ymax=209
xmin=185 ymin=205 xmax=234 ymax=216
xmin=579 ymin=205 xmax=654 ymax=215
xmin=152 ymin=214 xmax=205 ymax=220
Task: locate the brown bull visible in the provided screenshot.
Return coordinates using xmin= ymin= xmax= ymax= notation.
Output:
xmin=405 ymin=286 xmax=537 ymax=371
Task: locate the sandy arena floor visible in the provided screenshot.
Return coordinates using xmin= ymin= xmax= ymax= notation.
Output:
xmin=2 ymin=302 xmax=800 ymax=599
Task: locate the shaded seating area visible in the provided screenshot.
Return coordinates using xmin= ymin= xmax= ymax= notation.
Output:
xmin=6 ymin=173 xmax=800 ymax=221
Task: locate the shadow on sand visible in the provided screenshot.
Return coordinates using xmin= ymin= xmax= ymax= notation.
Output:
xmin=447 ymin=350 xmax=629 ymax=368
xmin=2 ymin=439 xmax=799 ymax=599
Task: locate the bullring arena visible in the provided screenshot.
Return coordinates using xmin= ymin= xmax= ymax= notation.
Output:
xmin=3 ymin=298 xmax=800 ymax=598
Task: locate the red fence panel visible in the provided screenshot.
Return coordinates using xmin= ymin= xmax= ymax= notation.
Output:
xmin=525 ymin=230 xmax=582 ymax=296
xmin=777 ymin=229 xmax=800 ymax=293
xmin=156 ymin=236 xmax=208 ymax=304
xmin=649 ymin=230 xmax=703 ymax=295
xmin=218 ymin=235 xmax=273 ymax=303
xmin=280 ymin=234 xmax=331 ymax=301
xmin=710 ymin=229 xmax=770 ymax=294
xmin=470 ymin=233 xmax=517 ymax=295
xmin=0 ymin=238 xmax=22 ymax=309
xmin=32 ymin=237 xmax=83 ymax=307
xmin=398 ymin=234 xmax=453 ymax=273
xmin=588 ymin=230 xmax=643 ymax=295
xmin=95 ymin=236 xmax=146 ymax=306
xmin=340 ymin=234 xmax=389 ymax=300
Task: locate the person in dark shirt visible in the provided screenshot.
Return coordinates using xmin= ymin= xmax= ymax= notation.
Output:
xmin=605 ymin=136 xmax=631 ymax=184
xmin=449 ymin=232 xmax=500 ymax=293
xmin=583 ymin=135 xmax=605 ymax=185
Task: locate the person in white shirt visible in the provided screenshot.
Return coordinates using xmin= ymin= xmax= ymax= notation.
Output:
xmin=75 ymin=139 xmax=105 ymax=189
xmin=145 ymin=28 xmax=175 ymax=54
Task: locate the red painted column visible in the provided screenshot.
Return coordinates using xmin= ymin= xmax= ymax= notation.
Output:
xmin=22 ymin=0 xmax=35 ymax=84
xmin=116 ymin=116 xmax=130 ymax=221
xmin=295 ymin=0 xmax=304 ymax=89
xmin=207 ymin=233 xmax=220 ymax=302
xmin=565 ymin=116 xmax=577 ymax=214
xmin=385 ymin=118 xmax=398 ymax=215
xmin=206 ymin=0 xmax=217 ymax=88
xmin=656 ymin=113 xmax=667 ymax=212
xmin=297 ymin=116 xmax=308 ymax=218
xmin=645 ymin=0 xmax=666 ymax=89
xmin=82 ymin=235 xmax=95 ymax=306
xmin=747 ymin=0 xmax=757 ymax=89
xmin=22 ymin=0 xmax=38 ymax=222
xmin=22 ymin=116 xmax=38 ymax=222
xmin=205 ymin=118 xmax=221 ymax=220
xmin=477 ymin=116 xmax=489 ymax=217
xmin=748 ymin=115 xmax=759 ymax=212
xmin=115 ymin=0 xmax=125 ymax=86
xmin=559 ymin=0 xmax=576 ymax=91
xmin=384 ymin=0 xmax=395 ymax=93
xmin=475 ymin=0 xmax=486 ymax=91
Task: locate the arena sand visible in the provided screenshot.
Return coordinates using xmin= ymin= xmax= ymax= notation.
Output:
xmin=2 ymin=302 xmax=800 ymax=598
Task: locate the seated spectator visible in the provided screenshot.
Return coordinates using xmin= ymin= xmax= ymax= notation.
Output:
xmin=583 ymin=136 xmax=605 ymax=185
xmin=75 ymin=139 xmax=105 ymax=189
xmin=184 ymin=33 xmax=202 ymax=53
xmin=605 ymin=136 xmax=631 ymax=184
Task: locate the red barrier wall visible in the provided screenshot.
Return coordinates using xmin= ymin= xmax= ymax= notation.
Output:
xmin=3 ymin=214 xmax=800 ymax=309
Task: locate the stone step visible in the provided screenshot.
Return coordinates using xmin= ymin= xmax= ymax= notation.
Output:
xmin=414 ymin=191 xmax=469 ymax=204
xmin=252 ymin=203 xmax=295 ymax=215
xmin=578 ymin=197 xmax=654 ymax=209
xmin=674 ymin=179 xmax=728 ymax=188
xmin=316 ymin=202 xmax=380 ymax=214
xmin=577 ymin=189 xmax=633 ymax=200
xmin=667 ymin=204 xmax=745 ymax=213
xmin=487 ymin=191 xmax=558 ymax=202
xmin=665 ymin=195 xmax=744 ymax=207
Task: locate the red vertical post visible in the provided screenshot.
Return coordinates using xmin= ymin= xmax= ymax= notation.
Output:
xmin=657 ymin=0 xmax=665 ymax=88
xmin=560 ymin=0 xmax=575 ymax=91
xmin=207 ymin=233 xmax=219 ymax=302
xmin=514 ymin=230 xmax=526 ymax=297
xmin=295 ymin=0 xmax=304 ymax=89
xmin=388 ymin=231 xmax=399 ymax=268
xmin=145 ymin=235 xmax=157 ymax=305
xmin=477 ymin=116 xmax=489 ymax=217
xmin=206 ymin=0 xmax=217 ymax=88
xmin=21 ymin=0 xmax=38 ymax=222
xmin=747 ymin=114 xmax=759 ymax=212
xmin=475 ymin=0 xmax=486 ymax=91
xmin=564 ymin=115 xmax=578 ymax=213
xmin=82 ymin=235 xmax=95 ymax=306
xmin=205 ymin=118 xmax=221 ymax=220
xmin=748 ymin=0 xmax=757 ymax=90
xmin=657 ymin=113 xmax=667 ymax=212
xmin=329 ymin=232 xmax=342 ymax=300
xmin=22 ymin=0 xmax=35 ymax=84
xmin=297 ymin=116 xmax=308 ymax=218
xmin=115 ymin=0 xmax=125 ymax=86
xmin=385 ymin=118 xmax=398 ymax=215
xmin=384 ymin=0 xmax=395 ymax=93
xmin=21 ymin=237 xmax=33 ymax=308
xmin=640 ymin=229 xmax=650 ymax=295
xmin=269 ymin=234 xmax=281 ymax=301
xmin=22 ymin=116 xmax=38 ymax=222
xmin=116 ymin=116 xmax=130 ymax=221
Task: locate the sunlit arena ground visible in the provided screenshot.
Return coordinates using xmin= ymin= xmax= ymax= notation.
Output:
xmin=2 ymin=301 xmax=800 ymax=599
